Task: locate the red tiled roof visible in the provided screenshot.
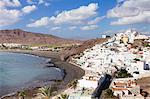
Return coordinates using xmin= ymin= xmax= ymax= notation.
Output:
xmin=112 ymin=87 xmax=128 ymax=91
xmin=114 ymin=82 xmax=127 ymax=86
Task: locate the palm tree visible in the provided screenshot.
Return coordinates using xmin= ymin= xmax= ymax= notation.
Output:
xmin=72 ymin=79 xmax=78 ymax=89
xmin=18 ymin=91 xmax=26 ymax=99
xmin=104 ymin=89 xmax=114 ymax=98
xmin=67 ymin=79 xmax=78 ymax=89
xmin=38 ymin=86 xmax=53 ymax=99
xmin=58 ymin=94 xmax=69 ymax=99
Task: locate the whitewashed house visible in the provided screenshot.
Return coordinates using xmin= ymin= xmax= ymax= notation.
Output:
xmin=111 ymin=78 xmax=144 ymax=99
xmin=78 ymin=74 xmax=100 ymax=89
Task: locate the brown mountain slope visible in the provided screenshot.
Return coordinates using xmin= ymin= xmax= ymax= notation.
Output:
xmin=0 ymin=29 xmax=80 ymax=45
xmin=60 ymin=38 xmax=109 ymax=61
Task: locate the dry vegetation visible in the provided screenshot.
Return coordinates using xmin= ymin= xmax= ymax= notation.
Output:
xmin=132 ymin=39 xmax=149 ymax=48
xmin=136 ymin=77 xmax=150 ymax=95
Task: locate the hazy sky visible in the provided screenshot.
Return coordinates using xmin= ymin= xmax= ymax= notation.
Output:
xmin=0 ymin=0 xmax=150 ymax=39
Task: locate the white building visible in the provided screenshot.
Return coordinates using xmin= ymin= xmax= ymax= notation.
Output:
xmin=111 ymin=78 xmax=144 ymax=99
xmin=78 ymin=74 xmax=100 ymax=89
xmin=69 ymin=30 xmax=150 ymax=98
xmin=102 ymin=35 xmax=107 ymax=38
xmin=72 ymin=29 xmax=150 ymax=79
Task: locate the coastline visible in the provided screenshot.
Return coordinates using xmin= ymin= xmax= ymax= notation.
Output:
xmin=0 ymin=49 xmax=85 ymax=99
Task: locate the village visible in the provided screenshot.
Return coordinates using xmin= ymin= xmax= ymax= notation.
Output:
xmin=65 ymin=29 xmax=150 ymax=99
xmin=0 ymin=43 xmax=76 ymax=52
xmin=1 ymin=29 xmax=150 ymax=99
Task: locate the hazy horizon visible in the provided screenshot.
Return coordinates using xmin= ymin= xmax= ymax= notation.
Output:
xmin=0 ymin=0 xmax=149 ymax=39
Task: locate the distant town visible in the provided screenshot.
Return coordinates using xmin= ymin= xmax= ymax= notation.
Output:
xmin=0 ymin=42 xmax=79 ymax=52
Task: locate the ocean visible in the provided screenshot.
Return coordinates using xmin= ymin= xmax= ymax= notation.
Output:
xmin=0 ymin=52 xmax=63 ymax=96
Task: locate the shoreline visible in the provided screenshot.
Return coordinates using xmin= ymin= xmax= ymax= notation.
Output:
xmin=0 ymin=49 xmax=85 ymax=99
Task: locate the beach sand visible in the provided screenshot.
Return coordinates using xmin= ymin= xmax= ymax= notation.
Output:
xmin=0 ymin=50 xmax=85 ymax=99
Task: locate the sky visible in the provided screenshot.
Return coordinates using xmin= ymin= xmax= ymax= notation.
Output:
xmin=0 ymin=0 xmax=150 ymax=39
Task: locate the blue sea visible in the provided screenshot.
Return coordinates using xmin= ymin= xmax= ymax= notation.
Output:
xmin=0 ymin=52 xmax=63 ymax=96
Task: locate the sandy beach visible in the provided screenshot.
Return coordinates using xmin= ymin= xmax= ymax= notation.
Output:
xmin=0 ymin=50 xmax=85 ymax=99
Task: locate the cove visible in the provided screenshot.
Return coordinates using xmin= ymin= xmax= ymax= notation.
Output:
xmin=0 ymin=52 xmax=63 ymax=96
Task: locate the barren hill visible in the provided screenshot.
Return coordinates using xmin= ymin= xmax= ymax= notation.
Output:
xmin=0 ymin=29 xmax=80 ymax=45
xmin=60 ymin=38 xmax=109 ymax=61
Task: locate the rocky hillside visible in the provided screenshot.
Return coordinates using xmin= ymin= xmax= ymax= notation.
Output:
xmin=60 ymin=38 xmax=109 ymax=61
xmin=0 ymin=29 xmax=80 ymax=45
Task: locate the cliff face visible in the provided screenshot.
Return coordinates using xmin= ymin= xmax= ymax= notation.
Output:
xmin=60 ymin=38 xmax=109 ymax=61
xmin=0 ymin=29 xmax=80 ymax=45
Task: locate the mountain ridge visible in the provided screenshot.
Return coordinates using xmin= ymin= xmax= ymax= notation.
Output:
xmin=0 ymin=29 xmax=81 ymax=45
